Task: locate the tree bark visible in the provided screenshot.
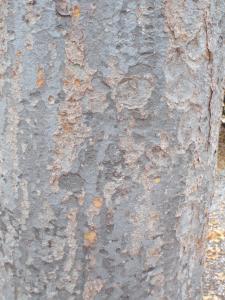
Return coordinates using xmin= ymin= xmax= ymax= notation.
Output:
xmin=0 ymin=1 xmax=224 ymax=299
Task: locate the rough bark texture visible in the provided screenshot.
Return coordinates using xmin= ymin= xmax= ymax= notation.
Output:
xmin=203 ymin=169 xmax=225 ymax=299
xmin=0 ymin=1 xmax=224 ymax=299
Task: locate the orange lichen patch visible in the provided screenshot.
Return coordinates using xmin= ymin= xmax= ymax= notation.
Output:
xmin=92 ymin=197 xmax=103 ymax=209
xmin=71 ymin=5 xmax=80 ymax=18
xmin=84 ymin=230 xmax=97 ymax=247
xmin=207 ymin=230 xmax=224 ymax=242
xmin=36 ymin=67 xmax=45 ymax=88
xmin=154 ymin=177 xmax=161 ymax=184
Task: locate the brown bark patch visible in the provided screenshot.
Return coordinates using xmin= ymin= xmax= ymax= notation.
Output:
xmin=36 ymin=67 xmax=45 ymax=88
xmin=92 ymin=197 xmax=103 ymax=209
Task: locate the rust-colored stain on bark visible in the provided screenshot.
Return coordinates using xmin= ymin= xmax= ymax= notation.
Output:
xmin=74 ymin=78 xmax=81 ymax=87
xmin=92 ymin=197 xmax=103 ymax=208
xmin=72 ymin=5 xmax=80 ymax=18
xmin=84 ymin=230 xmax=97 ymax=247
xmin=36 ymin=67 xmax=45 ymax=88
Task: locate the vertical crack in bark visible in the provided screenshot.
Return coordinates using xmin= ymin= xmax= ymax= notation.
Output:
xmin=204 ymin=12 xmax=214 ymax=150
xmin=207 ymin=88 xmax=213 ymax=149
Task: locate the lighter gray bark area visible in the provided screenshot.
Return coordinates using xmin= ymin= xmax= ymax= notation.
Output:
xmin=0 ymin=1 xmax=224 ymax=299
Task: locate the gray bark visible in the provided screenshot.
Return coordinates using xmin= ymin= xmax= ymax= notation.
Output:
xmin=0 ymin=1 xmax=224 ymax=299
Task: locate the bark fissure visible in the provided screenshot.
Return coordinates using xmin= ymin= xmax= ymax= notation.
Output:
xmin=204 ymin=12 xmax=214 ymax=149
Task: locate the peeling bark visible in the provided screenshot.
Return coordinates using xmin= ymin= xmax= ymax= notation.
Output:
xmin=0 ymin=1 xmax=225 ymax=299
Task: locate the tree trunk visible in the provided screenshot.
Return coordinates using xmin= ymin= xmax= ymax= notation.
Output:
xmin=0 ymin=1 xmax=224 ymax=299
